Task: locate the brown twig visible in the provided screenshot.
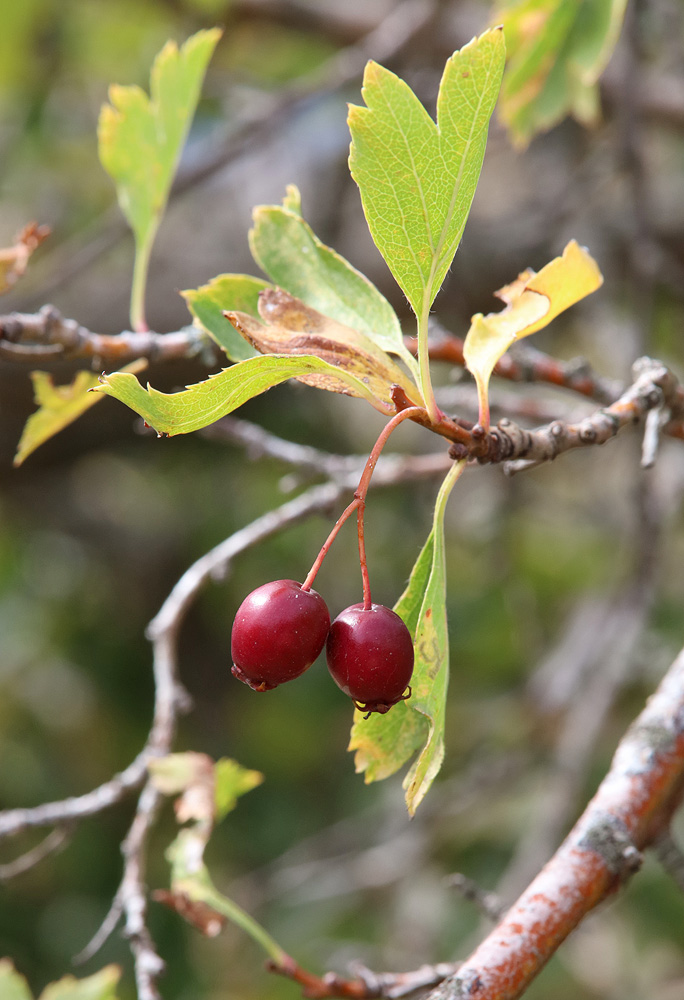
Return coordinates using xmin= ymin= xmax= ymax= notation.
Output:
xmin=409 ymin=329 xmax=624 ymax=406
xmin=268 ymin=954 xmax=461 ymax=1000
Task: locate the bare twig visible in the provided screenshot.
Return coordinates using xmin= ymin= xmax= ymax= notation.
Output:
xmin=445 ymin=874 xmax=507 ymax=923
xmin=0 ymin=825 xmax=72 ymax=880
xmin=651 ymin=829 xmax=684 ymax=893
xmin=121 ymin=781 xmax=167 ymax=1000
xmin=0 ymin=304 xmax=209 ymax=366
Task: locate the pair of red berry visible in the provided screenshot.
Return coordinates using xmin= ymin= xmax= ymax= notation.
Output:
xmin=230 ymin=580 xmax=414 ymax=715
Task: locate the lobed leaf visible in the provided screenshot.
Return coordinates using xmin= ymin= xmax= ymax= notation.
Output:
xmin=229 ymin=288 xmax=421 ymax=409
xmin=348 ymin=29 xmax=505 ymax=319
xmin=14 ymin=361 xmax=147 ymax=467
xmin=99 ymin=28 xmax=221 ymax=328
xmin=495 ymin=0 xmax=628 ymax=145
xmin=249 ymin=188 xmax=415 ymax=370
xmin=463 ymin=240 xmax=603 ymax=426
xmin=182 ymin=274 xmax=268 ymax=361
xmin=93 ymin=351 xmax=392 ymax=436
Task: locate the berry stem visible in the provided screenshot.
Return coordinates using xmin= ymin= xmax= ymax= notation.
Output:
xmin=301 ymin=497 xmax=360 ymax=592
xmin=302 ymin=406 xmax=425 ymax=594
xmin=356 ymin=501 xmax=371 ymax=610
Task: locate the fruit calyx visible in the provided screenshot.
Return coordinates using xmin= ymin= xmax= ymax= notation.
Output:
xmin=326 ymin=602 xmax=414 ymax=716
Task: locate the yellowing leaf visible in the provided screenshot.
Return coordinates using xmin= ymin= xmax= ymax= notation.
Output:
xmin=149 ymin=753 xmax=263 ymax=825
xmin=495 ymin=0 xmax=628 ymax=145
xmin=351 ymin=460 xmax=466 ymax=814
xmin=13 ymin=360 xmax=148 ymax=467
xmin=214 ymin=759 xmax=263 ymax=821
xmin=228 ymin=288 xmax=422 ymax=411
xmin=463 ymin=240 xmax=603 ymax=427
xmin=98 ymin=29 xmax=221 ymax=330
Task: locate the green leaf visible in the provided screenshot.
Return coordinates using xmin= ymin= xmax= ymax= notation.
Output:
xmin=182 ymin=274 xmax=268 ymax=360
xmin=39 ymin=967 xmax=121 ymax=1000
xmin=93 ymin=352 xmax=392 ymax=435
xmin=99 ymin=28 xmax=222 ymax=330
xmin=349 ymin=534 xmax=434 ymax=782
xmin=13 ymin=361 xmax=147 ymax=467
xmin=348 ymin=29 xmax=505 ymax=319
xmin=164 ymin=831 xmax=287 ymax=963
xmin=0 ymin=960 xmax=33 ymax=1000
xmin=402 ymin=461 xmax=465 ymax=814
xmin=350 ymin=461 xmax=466 ymax=813
xmin=569 ymin=0 xmax=628 ymax=84
xmin=249 ymin=188 xmax=416 ymax=372
xmin=214 ymin=758 xmax=263 ymax=821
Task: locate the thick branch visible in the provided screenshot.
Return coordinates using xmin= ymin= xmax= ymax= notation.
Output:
xmin=427 ymin=643 xmax=684 ymax=1000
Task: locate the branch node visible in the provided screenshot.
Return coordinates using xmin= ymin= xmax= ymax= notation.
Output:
xmin=578 ymin=814 xmax=643 ymax=879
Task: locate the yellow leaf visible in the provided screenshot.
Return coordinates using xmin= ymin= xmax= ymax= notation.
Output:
xmin=463 ymin=240 xmax=602 ymax=427
xmin=14 ymin=359 xmax=147 ymax=466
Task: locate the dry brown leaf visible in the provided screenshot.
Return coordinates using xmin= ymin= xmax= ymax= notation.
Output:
xmin=226 ymin=288 xmax=421 ymax=411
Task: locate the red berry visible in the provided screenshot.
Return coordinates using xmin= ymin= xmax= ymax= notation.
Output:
xmin=231 ymin=580 xmax=330 ymax=691
xmin=326 ymin=603 xmax=414 ymax=715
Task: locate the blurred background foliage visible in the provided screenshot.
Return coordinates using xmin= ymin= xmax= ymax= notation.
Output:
xmin=1 ymin=1 xmax=684 ymax=998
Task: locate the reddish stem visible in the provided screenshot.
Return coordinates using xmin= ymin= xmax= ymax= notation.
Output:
xmin=356 ymin=501 xmax=371 ymax=610
xmin=301 ymin=498 xmax=360 ymax=592
xmin=302 ymin=407 xmax=425 ymax=596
